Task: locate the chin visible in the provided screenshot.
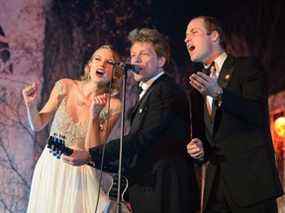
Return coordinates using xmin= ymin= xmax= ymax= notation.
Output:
xmin=92 ymin=76 xmax=108 ymax=83
xmin=189 ymin=52 xmax=197 ymax=61
xmin=190 ymin=55 xmax=197 ymax=62
xmin=133 ymin=74 xmax=143 ymax=82
xmin=191 ymin=55 xmax=203 ymax=63
xmin=89 ymin=78 xmax=100 ymax=83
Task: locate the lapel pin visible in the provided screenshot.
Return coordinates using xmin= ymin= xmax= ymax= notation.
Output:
xmin=225 ymin=74 xmax=231 ymax=80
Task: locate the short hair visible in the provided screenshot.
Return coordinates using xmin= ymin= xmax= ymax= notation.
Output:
xmin=128 ymin=28 xmax=171 ymax=65
xmin=195 ymin=16 xmax=225 ymax=49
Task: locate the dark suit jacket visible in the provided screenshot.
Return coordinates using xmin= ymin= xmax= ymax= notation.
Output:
xmin=90 ymin=74 xmax=199 ymax=213
xmin=191 ymin=55 xmax=283 ymax=208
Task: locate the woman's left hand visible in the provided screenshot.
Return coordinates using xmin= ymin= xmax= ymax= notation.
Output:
xmin=90 ymin=93 xmax=107 ymax=119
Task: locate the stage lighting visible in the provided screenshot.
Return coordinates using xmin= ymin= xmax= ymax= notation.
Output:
xmin=274 ymin=116 xmax=285 ymax=138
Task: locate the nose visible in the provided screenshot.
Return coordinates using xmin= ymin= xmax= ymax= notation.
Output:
xmin=103 ymin=61 xmax=108 ymax=68
xmin=185 ymin=35 xmax=191 ymax=44
xmin=98 ymin=60 xmax=107 ymax=68
xmin=131 ymin=55 xmax=141 ymax=64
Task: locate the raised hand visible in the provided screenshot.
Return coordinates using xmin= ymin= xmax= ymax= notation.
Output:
xmin=22 ymin=82 xmax=39 ymax=107
xmin=90 ymin=93 xmax=108 ymax=119
xmin=189 ymin=72 xmax=222 ymax=98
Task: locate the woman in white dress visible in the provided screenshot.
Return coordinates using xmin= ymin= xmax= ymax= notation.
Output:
xmin=22 ymin=45 xmax=122 ymax=213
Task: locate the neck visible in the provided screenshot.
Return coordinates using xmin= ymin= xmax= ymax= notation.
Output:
xmin=81 ymin=80 xmax=106 ymax=97
xmin=141 ymin=68 xmax=163 ymax=83
xmin=204 ymin=48 xmax=224 ymax=65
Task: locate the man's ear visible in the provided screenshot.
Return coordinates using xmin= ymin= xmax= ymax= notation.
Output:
xmin=210 ymin=30 xmax=220 ymax=43
xmin=158 ymin=56 xmax=166 ymax=68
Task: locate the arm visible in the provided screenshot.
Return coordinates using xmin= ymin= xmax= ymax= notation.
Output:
xmin=22 ymin=80 xmax=66 ymax=131
xmin=90 ymin=85 xmax=190 ymax=173
xmin=62 ymin=81 xmax=189 ymax=170
xmin=189 ymin=58 xmax=267 ymax=127
xmin=84 ymin=97 xmax=121 ymax=150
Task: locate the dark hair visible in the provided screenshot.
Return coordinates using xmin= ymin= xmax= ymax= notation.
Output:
xmin=195 ymin=16 xmax=225 ymax=49
xmin=128 ymin=28 xmax=171 ymax=65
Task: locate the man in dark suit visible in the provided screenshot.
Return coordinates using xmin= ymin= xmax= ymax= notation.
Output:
xmin=186 ymin=16 xmax=283 ymax=213
xmin=63 ymin=28 xmax=199 ymax=213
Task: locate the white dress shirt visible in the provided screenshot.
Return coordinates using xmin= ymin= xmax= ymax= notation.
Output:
xmin=139 ymin=71 xmax=165 ymax=100
xmin=205 ymin=52 xmax=228 ymax=112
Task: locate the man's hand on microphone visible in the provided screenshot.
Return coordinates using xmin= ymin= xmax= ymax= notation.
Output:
xmin=186 ymin=138 xmax=205 ymax=160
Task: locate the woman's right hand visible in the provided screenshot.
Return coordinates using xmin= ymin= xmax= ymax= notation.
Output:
xmin=22 ymin=82 xmax=39 ymax=107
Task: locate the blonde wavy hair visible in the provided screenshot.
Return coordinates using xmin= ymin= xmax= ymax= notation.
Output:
xmin=81 ymin=45 xmax=122 ymax=95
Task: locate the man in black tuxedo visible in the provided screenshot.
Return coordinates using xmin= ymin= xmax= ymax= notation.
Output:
xmin=63 ymin=28 xmax=199 ymax=213
xmin=186 ymin=16 xmax=283 ymax=213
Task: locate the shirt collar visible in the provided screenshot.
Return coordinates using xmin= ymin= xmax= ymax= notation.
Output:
xmin=203 ymin=52 xmax=228 ymax=73
xmin=139 ymin=71 xmax=165 ymax=92
xmin=213 ymin=52 xmax=228 ymax=73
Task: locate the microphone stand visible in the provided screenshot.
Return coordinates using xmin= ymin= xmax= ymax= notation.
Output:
xmin=116 ymin=68 xmax=128 ymax=213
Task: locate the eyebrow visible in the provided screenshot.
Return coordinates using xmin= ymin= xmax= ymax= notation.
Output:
xmin=189 ymin=27 xmax=202 ymax=32
xmin=186 ymin=27 xmax=205 ymax=35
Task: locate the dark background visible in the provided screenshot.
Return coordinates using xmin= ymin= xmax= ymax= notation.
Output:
xmin=43 ymin=0 xmax=285 ymax=96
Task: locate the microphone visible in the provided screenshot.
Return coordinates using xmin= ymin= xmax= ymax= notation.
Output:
xmin=112 ymin=62 xmax=141 ymax=74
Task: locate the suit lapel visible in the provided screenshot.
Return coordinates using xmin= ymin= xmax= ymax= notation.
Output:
xmin=130 ymin=75 xmax=167 ymax=130
xmin=204 ymin=56 xmax=235 ymax=121
xmin=212 ymin=55 xmax=236 ymax=133
xmin=132 ymin=74 xmax=167 ymax=116
xmin=217 ymin=55 xmax=235 ymax=89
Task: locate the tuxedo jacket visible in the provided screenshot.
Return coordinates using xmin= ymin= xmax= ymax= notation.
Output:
xmin=190 ymin=55 xmax=283 ymax=208
xmin=90 ymin=74 xmax=199 ymax=213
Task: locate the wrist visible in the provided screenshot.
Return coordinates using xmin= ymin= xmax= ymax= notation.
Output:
xmin=91 ymin=114 xmax=100 ymax=120
xmin=90 ymin=110 xmax=101 ymax=119
xmin=87 ymin=149 xmax=96 ymax=167
xmin=214 ymin=87 xmax=223 ymax=100
xmin=26 ymin=101 xmax=37 ymax=109
xmin=91 ymin=108 xmax=103 ymax=119
xmin=27 ymin=104 xmax=39 ymax=116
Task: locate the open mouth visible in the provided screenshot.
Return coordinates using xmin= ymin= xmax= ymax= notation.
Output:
xmin=95 ymin=69 xmax=105 ymax=77
xmin=188 ymin=44 xmax=195 ymax=52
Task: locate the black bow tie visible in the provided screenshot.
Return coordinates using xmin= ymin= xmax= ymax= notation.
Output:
xmin=133 ymin=84 xmax=143 ymax=97
xmin=137 ymin=84 xmax=143 ymax=94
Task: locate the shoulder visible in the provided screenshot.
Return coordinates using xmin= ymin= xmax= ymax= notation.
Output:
xmin=155 ymin=74 xmax=186 ymax=96
xmin=53 ymin=78 xmax=78 ymax=95
xmin=55 ymin=78 xmax=78 ymax=87
xmin=225 ymin=55 xmax=264 ymax=82
xmin=149 ymin=75 xmax=188 ymax=105
xmin=233 ymin=56 xmax=264 ymax=77
xmin=232 ymin=56 xmax=262 ymax=69
xmin=54 ymin=78 xmax=72 ymax=89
